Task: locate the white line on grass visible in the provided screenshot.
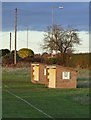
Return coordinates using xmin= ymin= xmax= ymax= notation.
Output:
xmin=6 ymin=90 xmax=54 ymax=119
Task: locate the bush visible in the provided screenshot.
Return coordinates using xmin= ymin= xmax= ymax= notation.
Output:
xmin=17 ymin=48 xmax=34 ymax=59
xmin=0 ymin=50 xmax=1 ymax=58
xmin=0 ymin=49 xmax=10 ymax=57
xmin=33 ymin=54 xmax=43 ymax=63
xmin=2 ymin=52 xmax=20 ymax=66
xmin=48 ymin=57 xmax=57 ymax=64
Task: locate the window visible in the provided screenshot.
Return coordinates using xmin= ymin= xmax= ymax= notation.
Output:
xmin=62 ymin=72 xmax=70 ymax=79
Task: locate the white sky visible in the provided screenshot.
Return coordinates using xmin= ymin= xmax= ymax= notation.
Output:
xmin=1 ymin=30 xmax=89 ymax=54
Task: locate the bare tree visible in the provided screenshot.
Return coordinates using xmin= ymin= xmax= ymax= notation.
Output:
xmin=42 ymin=25 xmax=81 ymax=54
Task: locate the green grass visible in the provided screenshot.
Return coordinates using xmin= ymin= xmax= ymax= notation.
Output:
xmin=2 ymin=67 xmax=90 ymax=118
xmin=76 ymin=69 xmax=90 ymax=88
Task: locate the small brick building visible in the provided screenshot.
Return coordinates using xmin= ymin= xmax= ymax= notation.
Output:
xmin=45 ymin=65 xmax=77 ymax=88
xmin=31 ymin=63 xmax=46 ymax=84
xmin=31 ymin=63 xmax=77 ymax=88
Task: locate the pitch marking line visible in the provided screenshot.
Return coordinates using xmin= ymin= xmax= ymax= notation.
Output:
xmin=6 ymin=90 xmax=54 ymax=119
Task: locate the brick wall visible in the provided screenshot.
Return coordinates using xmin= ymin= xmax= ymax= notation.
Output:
xmin=39 ymin=64 xmax=46 ymax=84
xmin=56 ymin=66 xmax=77 ymax=88
xmin=31 ymin=63 xmax=77 ymax=88
xmin=31 ymin=63 xmax=46 ymax=85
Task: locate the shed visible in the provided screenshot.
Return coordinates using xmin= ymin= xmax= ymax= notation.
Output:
xmin=31 ymin=63 xmax=46 ymax=84
xmin=45 ymin=65 xmax=77 ymax=88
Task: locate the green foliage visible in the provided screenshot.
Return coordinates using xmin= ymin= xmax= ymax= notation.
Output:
xmin=17 ymin=48 xmax=34 ymax=59
xmin=0 ymin=49 xmax=10 ymax=57
xmin=48 ymin=57 xmax=57 ymax=64
xmin=2 ymin=52 xmax=20 ymax=66
xmin=0 ymin=50 xmax=1 ymax=58
xmin=40 ymin=53 xmax=90 ymax=68
xmin=33 ymin=54 xmax=43 ymax=63
xmin=69 ymin=53 xmax=89 ymax=68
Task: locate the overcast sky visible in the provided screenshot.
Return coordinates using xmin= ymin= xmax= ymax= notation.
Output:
xmin=2 ymin=2 xmax=89 ymax=31
xmin=1 ymin=2 xmax=89 ymax=53
xmin=1 ymin=0 xmax=90 ymax=2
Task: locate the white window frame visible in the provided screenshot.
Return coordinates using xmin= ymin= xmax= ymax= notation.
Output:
xmin=44 ymin=68 xmax=46 ymax=75
xmin=62 ymin=72 xmax=70 ymax=79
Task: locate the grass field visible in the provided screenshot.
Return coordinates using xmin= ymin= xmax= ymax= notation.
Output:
xmin=2 ymin=67 xmax=90 ymax=119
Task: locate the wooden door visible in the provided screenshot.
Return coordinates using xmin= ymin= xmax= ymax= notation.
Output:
xmin=47 ymin=68 xmax=56 ymax=88
xmin=33 ymin=65 xmax=39 ymax=81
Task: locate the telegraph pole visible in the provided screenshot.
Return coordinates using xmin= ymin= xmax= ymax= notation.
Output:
xmin=51 ymin=6 xmax=63 ymax=33
xmin=52 ymin=7 xmax=54 ymax=33
xmin=51 ymin=6 xmax=64 ymax=55
xmin=27 ymin=26 xmax=28 ymax=49
xmin=10 ymin=32 xmax=11 ymax=52
xmin=14 ymin=8 xmax=17 ymax=65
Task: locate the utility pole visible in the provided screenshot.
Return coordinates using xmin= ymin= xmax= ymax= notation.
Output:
xmin=27 ymin=26 xmax=28 ymax=49
xmin=51 ymin=6 xmax=64 ymax=52
xmin=52 ymin=7 xmax=54 ymax=33
xmin=14 ymin=8 xmax=17 ymax=65
xmin=10 ymin=32 xmax=11 ymax=52
xmin=51 ymin=6 xmax=63 ymax=33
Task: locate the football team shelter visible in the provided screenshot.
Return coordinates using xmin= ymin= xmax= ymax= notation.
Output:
xmin=31 ymin=63 xmax=77 ymax=88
